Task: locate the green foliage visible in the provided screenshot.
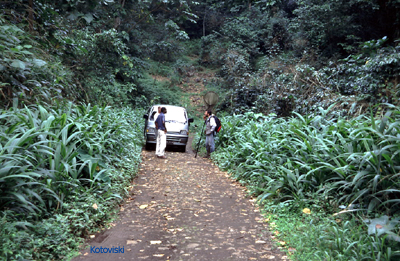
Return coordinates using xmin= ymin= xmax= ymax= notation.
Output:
xmin=165 ymin=20 xmax=190 ymax=41
xmin=2 ymin=0 xmax=400 ymax=112
xmin=288 ymin=0 xmax=399 ymax=58
xmin=0 ymin=101 xmax=143 ymax=260
xmin=364 ymin=215 xmax=400 ymax=243
xmin=196 ymin=1 xmax=399 ymax=116
xmin=219 ymin=40 xmax=400 ymax=117
xmin=53 ymin=28 xmax=144 ymax=105
xmin=290 ymin=1 xmax=356 ymax=56
xmin=200 ymin=33 xmax=228 ymax=66
xmin=214 ymin=108 xmax=400 ymax=259
xmin=0 ymin=211 xmax=82 ymax=260
xmin=0 ymin=16 xmax=74 ymax=107
xmin=2 ymin=0 xmax=400 ymax=259
xmin=182 ymin=39 xmax=202 ymax=56
xmin=1 ymin=0 xmax=197 ymax=108
xmin=325 ymin=39 xmax=400 ymax=101
xmin=214 ymin=106 xmax=400 ymax=213
xmin=172 ymin=59 xmax=195 ymax=77
xmin=134 ymin=74 xmax=183 ymax=107
xmin=144 ymin=39 xmax=185 ymax=63
xmin=220 ymin=48 xmax=251 ymax=87
xmin=200 ymin=7 xmax=289 ymax=65
xmin=262 ymin=202 xmax=400 ymax=261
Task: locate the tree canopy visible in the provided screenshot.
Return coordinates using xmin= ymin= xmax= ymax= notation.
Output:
xmin=0 ymin=0 xmax=399 ymax=113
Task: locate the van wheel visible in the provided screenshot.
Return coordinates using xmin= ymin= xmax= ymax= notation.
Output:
xmin=145 ymin=143 xmax=154 ymax=151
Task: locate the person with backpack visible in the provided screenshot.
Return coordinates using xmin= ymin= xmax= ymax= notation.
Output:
xmin=204 ymin=110 xmax=216 ymax=158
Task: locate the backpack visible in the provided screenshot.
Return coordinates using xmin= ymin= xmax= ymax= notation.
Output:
xmin=213 ymin=115 xmax=222 ymax=133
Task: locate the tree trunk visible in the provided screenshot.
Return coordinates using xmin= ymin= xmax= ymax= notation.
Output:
xmin=114 ymin=0 xmax=126 ymax=29
xmin=203 ymin=7 xmax=207 ymax=37
xmin=28 ymin=0 xmax=34 ymax=33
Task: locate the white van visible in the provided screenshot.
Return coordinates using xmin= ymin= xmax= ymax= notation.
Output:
xmin=143 ymin=105 xmax=194 ymax=152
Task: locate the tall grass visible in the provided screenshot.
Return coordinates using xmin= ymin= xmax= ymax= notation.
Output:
xmin=0 ymin=100 xmax=143 ymax=260
xmin=213 ymin=105 xmax=400 ymax=260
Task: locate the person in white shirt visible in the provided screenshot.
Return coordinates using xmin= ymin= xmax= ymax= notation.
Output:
xmin=204 ymin=110 xmax=216 ymax=158
xmin=152 ymin=106 xmax=161 ymax=121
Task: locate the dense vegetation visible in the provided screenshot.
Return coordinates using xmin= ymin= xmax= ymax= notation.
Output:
xmin=0 ymin=103 xmax=143 ymax=259
xmin=199 ymin=1 xmax=400 ymax=116
xmin=1 ymin=0 xmax=400 ymax=260
xmin=212 ymin=107 xmax=400 ymax=259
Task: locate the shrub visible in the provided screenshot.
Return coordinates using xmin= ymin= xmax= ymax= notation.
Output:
xmin=0 ymin=16 xmax=75 ymax=108
xmin=214 ymin=106 xmax=400 ymax=215
xmin=0 ymin=101 xmax=143 ymax=260
xmin=213 ymin=107 xmax=400 ymax=259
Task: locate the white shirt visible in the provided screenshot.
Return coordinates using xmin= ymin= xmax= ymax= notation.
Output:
xmin=206 ymin=115 xmax=216 ymax=135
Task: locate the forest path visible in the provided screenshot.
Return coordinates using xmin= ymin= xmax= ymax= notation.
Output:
xmin=73 ymin=63 xmax=286 ymax=260
xmin=73 ymin=137 xmax=287 ymax=260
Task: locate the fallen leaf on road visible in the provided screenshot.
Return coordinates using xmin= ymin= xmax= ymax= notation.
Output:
xmin=150 ymin=240 xmax=162 ymax=244
xmin=187 ymin=243 xmax=199 ymax=248
xmin=139 ymin=204 xmax=148 ymax=209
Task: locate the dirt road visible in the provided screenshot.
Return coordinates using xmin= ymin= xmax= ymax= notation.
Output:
xmin=73 ymin=139 xmax=286 ymax=260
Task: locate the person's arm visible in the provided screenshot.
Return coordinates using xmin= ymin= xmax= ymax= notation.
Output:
xmin=155 ymin=115 xmax=159 ymax=129
xmin=151 ymin=111 xmax=157 ymax=121
xmin=162 ymin=115 xmax=167 ymax=133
